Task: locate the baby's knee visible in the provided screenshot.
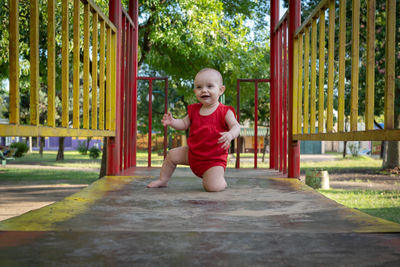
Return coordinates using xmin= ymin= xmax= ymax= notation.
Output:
xmin=203 ymin=179 xmax=227 ymax=192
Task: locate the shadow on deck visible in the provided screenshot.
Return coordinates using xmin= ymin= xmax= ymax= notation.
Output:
xmin=1 ymin=167 xmax=400 ymax=265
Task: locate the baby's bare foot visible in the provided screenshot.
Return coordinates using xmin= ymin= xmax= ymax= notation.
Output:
xmin=147 ymin=179 xmax=168 ymax=188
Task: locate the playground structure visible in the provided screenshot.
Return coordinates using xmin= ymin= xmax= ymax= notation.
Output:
xmin=1 ymin=0 xmax=400 ymax=264
xmin=0 ymin=0 xmax=399 ymax=176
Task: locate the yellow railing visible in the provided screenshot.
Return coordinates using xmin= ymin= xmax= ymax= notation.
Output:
xmin=292 ymin=0 xmax=399 ymax=141
xmin=1 ymin=0 xmax=117 ymax=137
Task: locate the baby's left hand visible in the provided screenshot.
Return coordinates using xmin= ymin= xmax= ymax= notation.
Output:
xmin=218 ymin=132 xmax=233 ymax=150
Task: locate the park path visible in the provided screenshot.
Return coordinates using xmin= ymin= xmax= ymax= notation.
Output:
xmin=1 ymin=167 xmax=400 ymax=265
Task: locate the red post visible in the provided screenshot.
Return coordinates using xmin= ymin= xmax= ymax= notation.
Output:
xmin=254 ymin=81 xmax=258 ymax=168
xmin=148 ymin=80 xmax=153 ymax=167
xmin=236 ymin=79 xmax=241 ymax=168
xmin=164 ymin=79 xmax=168 ymax=159
xmin=270 ymin=0 xmax=279 ymax=170
xmin=120 ymin=17 xmax=126 ymax=170
xmin=108 ymin=0 xmax=122 ymax=175
xmin=278 ymin=28 xmax=283 ymax=172
xmin=288 ymin=0 xmax=301 ymax=178
xmin=283 ymin=21 xmax=288 ymax=176
xmin=129 ymin=0 xmax=139 ymax=167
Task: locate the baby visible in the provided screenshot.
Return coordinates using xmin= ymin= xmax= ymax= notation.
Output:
xmin=147 ymin=68 xmax=240 ymax=192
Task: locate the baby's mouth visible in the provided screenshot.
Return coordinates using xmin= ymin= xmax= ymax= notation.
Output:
xmin=201 ymin=95 xmax=210 ymax=98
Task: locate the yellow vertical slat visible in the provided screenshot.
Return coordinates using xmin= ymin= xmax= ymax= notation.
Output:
xmin=99 ymin=20 xmax=105 ymax=130
xmin=297 ymin=34 xmax=303 ymax=134
xmin=350 ymin=0 xmax=360 ymax=132
xmin=303 ymin=27 xmax=310 ymax=134
xmin=83 ymin=3 xmax=90 ymax=129
xmin=92 ymin=13 xmax=98 ymax=130
xmin=338 ymin=0 xmax=346 ymax=132
xmin=365 ymin=0 xmax=375 ymax=131
xmin=61 ymin=0 xmax=69 ymax=128
xmin=9 ymin=0 xmax=19 ymax=124
xmin=73 ymin=0 xmax=80 ymax=129
xmin=292 ymin=37 xmax=299 ymax=135
xmin=48 ymin=0 xmax=56 ymax=127
xmin=30 ymin=0 xmax=39 ymax=126
xmin=318 ymin=10 xmax=325 ymax=133
xmin=111 ymin=32 xmax=117 ymax=131
xmin=310 ymin=19 xmax=317 ymax=134
xmin=384 ymin=0 xmax=396 ymax=130
xmin=106 ymin=27 xmax=112 ymax=130
xmin=327 ymin=0 xmax=335 ymax=133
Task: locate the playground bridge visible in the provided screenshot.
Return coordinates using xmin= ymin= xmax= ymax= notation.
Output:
xmin=1 ymin=0 xmax=400 ymax=265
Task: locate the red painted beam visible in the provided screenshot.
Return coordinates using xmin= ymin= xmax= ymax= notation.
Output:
xmin=288 ymin=0 xmax=301 ymax=178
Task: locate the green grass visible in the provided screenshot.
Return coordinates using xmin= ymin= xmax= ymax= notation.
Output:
xmin=12 ymin=151 xmax=101 ymax=169
xmin=301 ymin=155 xmax=382 ymax=174
xmin=0 ymin=168 xmax=99 ymax=184
xmin=319 ymin=189 xmax=400 ymax=224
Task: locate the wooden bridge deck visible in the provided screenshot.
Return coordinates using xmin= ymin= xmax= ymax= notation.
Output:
xmin=1 ymin=167 xmax=400 ymax=266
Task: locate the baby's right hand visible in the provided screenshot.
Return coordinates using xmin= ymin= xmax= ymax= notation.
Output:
xmin=162 ymin=112 xmax=174 ymax=126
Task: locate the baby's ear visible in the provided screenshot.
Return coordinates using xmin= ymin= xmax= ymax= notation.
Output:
xmin=219 ymin=85 xmax=226 ymax=95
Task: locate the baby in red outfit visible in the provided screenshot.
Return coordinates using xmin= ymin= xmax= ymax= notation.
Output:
xmin=147 ymin=68 xmax=240 ymax=192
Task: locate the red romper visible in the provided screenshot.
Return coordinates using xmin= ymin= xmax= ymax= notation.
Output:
xmin=187 ymin=103 xmax=236 ymax=177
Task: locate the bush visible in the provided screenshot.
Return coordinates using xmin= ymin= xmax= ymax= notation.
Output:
xmin=88 ymin=146 xmax=101 ymax=159
xmin=10 ymin=142 xmax=28 ymax=158
xmin=77 ymin=141 xmax=88 ymax=155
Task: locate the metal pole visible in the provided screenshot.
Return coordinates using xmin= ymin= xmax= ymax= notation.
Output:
xmin=148 ymin=79 xmax=153 ymax=167
xmin=236 ymin=79 xmax=241 ymax=168
xmin=129 ymin=0 xmax=138 ymax=167
xmin=164 ymin=78 xmax=168 ymax=159
xmin=288 ymin=0 xmax=301 ymax=178
xmin=107 ymin=0 xmax=122 ymax=175
xmin=283 ymin=21 xmax=288 ymax=174
xmin=254 ymin=81 xmax=258 ymax=168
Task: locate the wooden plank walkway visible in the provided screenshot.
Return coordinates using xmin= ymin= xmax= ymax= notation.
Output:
xmin=1 ymin=167 xmax=400 ymax=266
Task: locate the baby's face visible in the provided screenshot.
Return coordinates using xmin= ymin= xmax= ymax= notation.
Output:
xmin=193 ymin=70 xmax=225 ymax=107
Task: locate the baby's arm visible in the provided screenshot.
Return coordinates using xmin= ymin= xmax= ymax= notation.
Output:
xmin=162 ymin=112 xmax=191 ymax=131
xmin=218 ymin=110 xmax=240 ymax=150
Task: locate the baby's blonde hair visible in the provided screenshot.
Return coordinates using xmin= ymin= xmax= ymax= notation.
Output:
xmin=196 ymin=68 xmax=223 ymax=86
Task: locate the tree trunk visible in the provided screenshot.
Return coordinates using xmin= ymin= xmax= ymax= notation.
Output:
xmin=262 ymin=127 xmax=269 ymax=163
xmin=39 ymin=136 xmax=45 ymax=157
xmin=382 ymin=114 xmax=400 ymax=169
xmin=100 ymin=137 xmax=107 ymax=178
xmin=342 ymin=141 xmax=347 ymax=158
xmin=86 ymin=136 xmax=92 ymax=151
xmin=56 ymin=137 xmax=65 ymax=161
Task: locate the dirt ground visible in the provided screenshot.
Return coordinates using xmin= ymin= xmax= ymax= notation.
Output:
xmin=1 ymin=156 xmax=400 ymax=222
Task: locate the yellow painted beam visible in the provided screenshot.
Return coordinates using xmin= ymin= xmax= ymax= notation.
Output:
xmin=92 ymin=12 xmax=98 ymax=130
xmin=83 ymin=3 xmax=90 ymax=129
xmin=73 ymin=0 xmax=81 ymax=129
xmin=365 ymin=0 xmax=375 ymax=131
xmin=9 ymin=0 xmax=19 ymax=125
xmin=0 ymin=125 xmax=115 ymax=138
xmin=30 ymin=0 xmax=39 ymax=126
xmin=338 ymin=0 xmax=346 ymax=132
xmin=292 ymin=38 xmax=299 ymax=135
xmin=62 ymin=0 xmax=69 ymax=128
xmin=384 ymin=0 xmax=396 ymax=130
xmin=99 ymin=20 xmax=106 ymax=130
xmin=293 ymin=129 xmax=400 ymax=141
xmin=318 ymin=10 xmax=325 ymax=134
xmin=327 ymin=0 xmax=335 ymax=133
xmin=310 ymin=18 xmax=317 ymax=134
xmin=48 ymin=0 xmax=56 ymax=127
xmin=303 ymin=27 xmax=310 ymax=134
xmin=351 ymin=0 xmax=360 ymax=132
xmin=111 ymin=32 xmax=117 ymax=131
xmin=297 ymin=34 xmax=303 ymax=134
xmin=106 ymin=27 xmax=112 ymax=130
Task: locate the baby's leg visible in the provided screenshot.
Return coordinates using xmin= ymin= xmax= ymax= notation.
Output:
xmin=202 ymin=166 xmax=227 ymax=192
xmin=147 ymin=146 xmax=189 ymax=188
